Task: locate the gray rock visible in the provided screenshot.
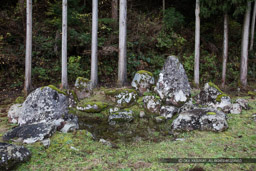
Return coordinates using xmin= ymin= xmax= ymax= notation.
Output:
xmin=18 ymin=86 xmax=69 ymax=125
xmin=105 ymin=89 xmax=138 ymax=108
xmin=155 ymin=56 xmax=191 ymax=107
xmin=230 ymin=103 xmax=242 ymax=114
xmin=0 ymin=143 xmax=31 ymax=170
xmin=139 ymin=111 xmax=145 ymax=118
xmin=41 ymin=138 xmax=51 ymax=148
xmin=8 ymin=104 xmax=22 ymax=124
xmin=3 ymin=121 xmax=58 ymax=144
xmin=160 ymin=106 xmax=177 ymax=119
xmin=155 ymin=116 xmax=166 ymax=123
xmin=60 ymin=120 xmax=79 ymax=133
xmin=74 ymin=77 xmax=92 ymax=100
xmin=178 ymin=99 xmax=196 ymax=113
xmin=172 ymin=108 xmax=228 ymax=132
xmin=235 ymin=99 xmax=249 ymax=110
xmin=143 ymin=96 xmax=161 ymax=115
xmin=131 ymin=70 xmax=155 ymax=95
xmin=108 ymin=110 xmax=134 ymax=125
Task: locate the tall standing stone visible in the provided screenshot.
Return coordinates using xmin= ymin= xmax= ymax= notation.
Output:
xmin=155 ymin=56 xmax=191 ymax=107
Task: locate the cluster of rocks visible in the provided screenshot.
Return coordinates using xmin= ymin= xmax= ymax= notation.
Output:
xmin=2 ymin=55 xmax=251 ymax=169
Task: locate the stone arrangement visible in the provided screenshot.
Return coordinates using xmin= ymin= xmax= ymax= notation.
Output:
xmin=2 ymin=55 xmax=251 ymax=169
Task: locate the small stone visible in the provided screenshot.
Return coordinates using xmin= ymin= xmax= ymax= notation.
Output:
xmin=160 ymin=106 xmax=177 ymax=119
xmin=74 ymin=77 xmax=92 ymax=100
xmin=155 ymin=116 xmax=165 ymax=123
xmin=131 ymin=70 xmax=155 ymax=95
xmin=139 ymin=111 xmax=145 ymax=118
xmin=143 ymin=96 xmax=161 ymax=115
xmin=108 ymin=110 xmax=134 ymax=125
xmin=236 ymin=99 xmax=249 ymax=110
xmin=8 ymin=104 xmax=22 ymax=124
xmin=0 ymin=143 xmax=31 ymax=170
xmin=230 ymin=103 xmax=242 ymax=114
xmin=99 ymin=139 xmax=112 ymax=147
xmin=41 ymin=138 xmax=51 ymax=148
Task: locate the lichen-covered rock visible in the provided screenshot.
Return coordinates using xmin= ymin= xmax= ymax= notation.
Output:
xmin=108 ymin=110 xmax=134 ymax=125
xmin=160 ymin=106 xmax=177 ymax=119
xmin=236 ymin=98 xmax=249 ymax=110
xmin=0 ymin=143 xmax=31 ymax=170
xmin=18 ymin=86 xmax=69 ymax=125
xmin=230 ymin=103 xmax=242 ymax=114
xmin=155 ymin=56 xmax=191 ymax=107
xmin=143 ymin=96 xmax=161 ymax=115
xmin=3 ymin=121 xmax=59 ymax=144
xmin=195 ymin=82 xmax=231 ymax=107
xmin=74 ymin=77 xmax=93 ymax=100
xmin=172 ymin=108 xmax=228 ymax=132
xmin=105 ymin=89 xmax=138 ymax=108
xmin=76 ymin=101 xmax=108 ymax=113
xmin=8 ymin=104 xmax=22 ymax=124
xmin=178 ymin=99 xmax=197 ymax=113
xmin=131 ymin=70 xmax=155 ymax=95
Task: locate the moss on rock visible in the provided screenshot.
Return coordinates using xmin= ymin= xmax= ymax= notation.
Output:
xmin=137 ymin=70 xmax=153 ymax=77
xmin=41 ymin=85 xmax=67 ymax=95
xmin=207 ymin=112 xmax=216 ymax=115
xmin=77 ymin=100 xmax=109 ymax=113
xmin=15 ymin=96 xmax=25 ymax=104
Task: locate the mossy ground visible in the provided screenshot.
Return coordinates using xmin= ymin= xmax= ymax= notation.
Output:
xmin=0 ymin=94 xmax=255 ymax=170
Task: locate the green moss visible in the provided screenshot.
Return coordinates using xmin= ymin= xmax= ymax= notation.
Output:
xmin=208 ymin=82 xmax=223 ymax=93
xmin=248 ymin=91 xmax=256 ymax=97
xmin=41 ymin=85 xmax=67 ymax=95
xmin=207 ymin=112 xmax=216 ymax=115
xmin=77 ymin=100 xmax=108 ymax=113
xmin=137 ymin=70 xmax=153 ymax=77
xmin=104 ymin=88 xmax=136 ymax=96
xmin=137 ymin=97 xmax=144 ymax=106
xmin=70 ymin=90 xmax=79 ymax=103
xmin=76 ymin=77 xmax=90 ymax=84
xmin=15 ymin=96 xmax=25 ymax=104
xmin=216 ymin=93 xmax=229 ymax=102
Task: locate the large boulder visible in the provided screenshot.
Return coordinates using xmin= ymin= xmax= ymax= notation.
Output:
xmin=3 ymin=117 xmax=78 ymax=144
xmin=131 ymin=70 xmax=155 ymax=95
xmin=171 ymin=108 xmax=228 ymax=132
xmin=0 ymin=143 xmax=31 ymax=170
xmin=18 ymin=86 xmax=69 ymax=125
xmin=155 ymin=56 xmax=191 ymax=107
xmin=195 ymin=82 xmax=231 ymax=109
xmin=74 ymin=77 xmax=93 ymax=100
xmin=160 ymin=106 xmax=177 ymax=119
xmin=105 ymin=89 xmax=138 ymax=108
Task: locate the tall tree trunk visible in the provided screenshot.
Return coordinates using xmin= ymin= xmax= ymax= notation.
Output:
xmin=240 ymin=2 xmax=251 ymax=88
xmin=24 ymin=0 xmax=32 ymax=96
xmin=61 ymin=0 xmax=68 ymax=89
xmin=163 ymin=0 xmax=165 ymax=13
xmin=250 ymin=0 xmax=256 ymax=51
xmin=112 ymin=0 xmax=118 ymax=24
xmin=118 ymin=0 xmax=127 ymax=86
xmin=194 ymin=0 xmax=200 ymax=87
xmin=221 ymin=13 xmax=229 ymax=89
xmin=91 ymin=0 xmax=98 ymax=88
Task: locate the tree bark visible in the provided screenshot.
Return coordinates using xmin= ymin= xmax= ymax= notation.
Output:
xmin=194 ymin=0 xmax=200 ymax=87
xmin=118 ymin=0 xmax=127 ymax=87
xmin=163 ymin=0 xmax=165 ymax=12
xmin=91 ymin=0 xmax=98 ymax=88
xmin=240 ymin=2 xmax=251 ymax=88
xmin=250 ymin=0 xmax=256 ymax=51
xmin=61 ymin=0 xmax=68 ymax=89
xmin=24 ymin=0 xmax=32 ymax=96
xmin=221 ymin=13 xmax=229 ymax=89
xmin=112 ymin=0 xmax=118 ymax=24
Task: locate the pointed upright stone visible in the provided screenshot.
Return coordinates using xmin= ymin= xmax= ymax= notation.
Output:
xmin=155 ymin=56 xmax=191 ymax=107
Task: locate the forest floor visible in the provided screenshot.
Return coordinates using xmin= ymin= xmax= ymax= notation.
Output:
xmin=0 ymin=89 xmax=255 ymax=171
